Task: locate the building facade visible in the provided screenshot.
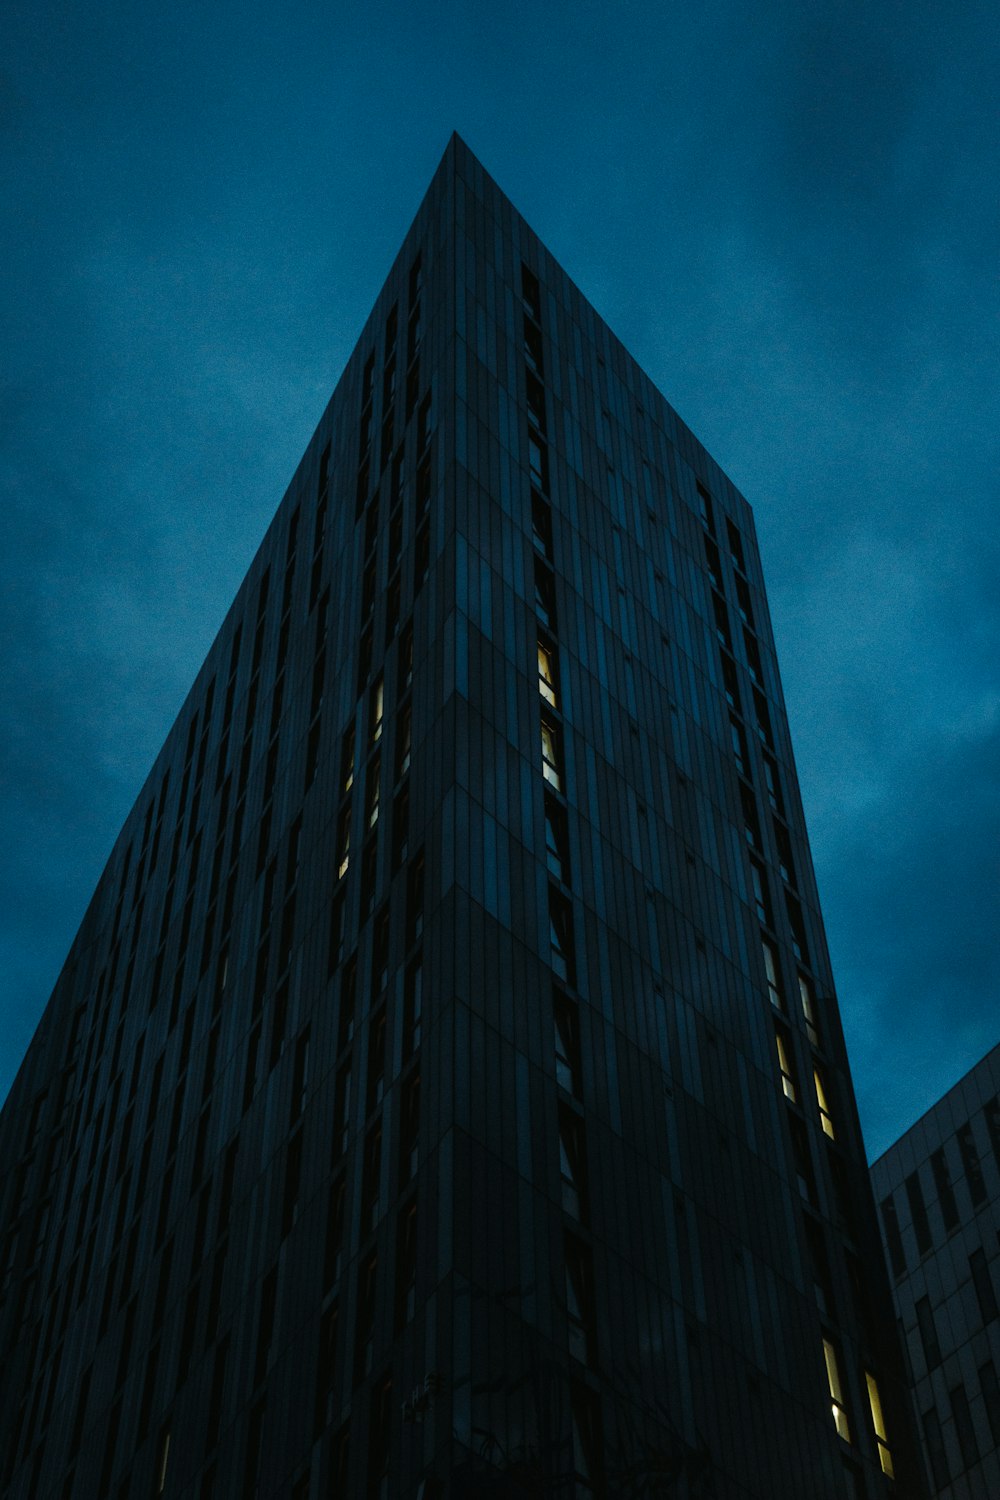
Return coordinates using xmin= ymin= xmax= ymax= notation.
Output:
xmin=871 ymin=1045 xmax=1000 ymax=1497
xmin=0 ymin=136 xmax=926 ymax=1498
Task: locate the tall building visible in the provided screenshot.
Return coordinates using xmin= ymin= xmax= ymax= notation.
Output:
xmin=871 ymin=1044 xmax=1000 ymax=1496
xmin=0 ymin=135 xmax=926 ymax=1499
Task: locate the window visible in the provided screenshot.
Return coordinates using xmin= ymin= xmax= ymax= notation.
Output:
xmin=774 ymin=819 xmax=795 ymax=886
xmin=537 ymin=638 xmax=559 ymax=708
xmin=391 ymin=784 xmax=410 ymax=872
xmin=774 ymin=1025 xmax=797 ymax=1102
xmin=958 ymin=1120 xmax=987 ymax=1205
xmin=916 ymin=1294 xmax=941 ymax=1370
xmin=361 ymin=1122 xmax=382 ymax=1233
xmin=314 ymin=1302 xmax=340 ymax=1438
xmin=395 ymin=701 xmax=412 ymax=781
xmin=863 ymin=1372 xmax=893 ymax=1477
xmin=365 ymin=753 xmax=381 ymax=829
xmin=341 ymin=724 xmax=356 ymax=794
xmin=570 ymin=1382 xmax=604 ymax=1494
xmin=970 ymin=1247 xmax=998 ymax=1324
xmin=979 ymin=1358 xmax=1000 ymax=1447
xmin=371 ymin=907 xmax=390 ymax=1000
xmin=541 ymin=717 xmax=562 ymax=791
xmin=726 ymin=517 xmax=746 ymax=572
xmin=704 ymin=534 xmax=723 ymax=589
xmin=822 ymin=1337 xmax=851 ymax=1441
xmin=521 ymin=263 xmax=541 ymax=323
xmin=813 ymin=1067 xmax=835 ymax=1138
xmin=395 ymin=1201 xmax=418 ymax=1329
xmin=735 ymin=574 xmax=755 ymax=628
xmin=526 ymin=369 xmax=546 ymax=433
xmin=370 ymin=676 xmax=384 ymax=745
xmin=558 ymin=1104 xmax=588 ymax=1221
xmin=564 ymin=1232 xmax=596 ymax=1365
xmin=985 ymin=1095 xmax=1000 ymax=1170
xmin=721 ymin=653 xmax=740 ymax=711
xmin=399 ymin=1069 xmax=420 ymax=1184
xmin=368 ymin=1374 xmax=392 ymax=1498
xmin=789 ymin=1115 xmax=816 ymax=1204
xmin=798 ymin=974 xmax=819 ymax=1047
xmin=712 ymin=591 xmax=732 ymax=650
xmin=535 ymin=559 xmax=556 ymax=627
xmin=696 ymin=481 xmax=714 ymax=534
xmin=785 ymin=890 xmax=808 ymax=962
xmin=554 ymin=989 xmax=581 ymax=1097
xmin=333 ymin=1063 xmax=351 ymax=1159
xmin=804 ymin=1217 xmax=834 ymax=1315
xmin=544 ymin=791 xmax=570 ymax=884
xmin=523 ymin=316 xmax=544 ymax=376
xmin=360 ymin=837 xmax=378 ymax=917
xmin=881 ymin=1195 xmax=906 ymax=1277
xmin=336 ymin=804 xmax=351 ymax=880
xmin=355 ymin=1253 xmax=377 ymax=1380
xmin=951 ymin=1382 xmax=979 ymax=1470
xmin=930 ymin=1146 xmax=959 ymax=1231
xmin=528 ymin=434 xmax=549 ymax=492
xmin=749 ymin=859 xmax=771 ymax=927
xmin=740 ymin=782 xmax=761 ymax=850
xmin=254 ymin=1268 xmax=278 ymax=1388
xmin=404 ymin=955 xmax=423 ymax=1057
xmin=762 ymin=751 xmax=784 ymax=815
xmin=729 ymin=714 xmax=748 ymax=776
xmin=367 ymin=1010 xmax=387 ymax=1115
xmin=282 ymin=1128 xmax=303 ymax=1237
xmin=761 ymin=938 xmax=783 ymax=1010
xmin=905 ymin=1171 xmax=931 ymax=1255
xmin=922 ymin=1406 xmax=949 ymax=1488
xmin=548 ymin=885 xmax=575 ymax=986
xmin=405 ymin=850 xmax=425 ymax=947
xmin=531 ymin=492 xmax=553 ymax=560
xmin=324 ymin=1175 xmax=346 ymax=1289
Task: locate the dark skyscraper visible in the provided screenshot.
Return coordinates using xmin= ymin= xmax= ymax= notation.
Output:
xmin=0 ymin=136 xmax=926 ymax=1498
xmin=871 ymin=1044 xmax=1000 ymax=1497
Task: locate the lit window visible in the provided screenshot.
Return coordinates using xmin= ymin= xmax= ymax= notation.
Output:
xmin=798 ymin=974 xmax=819 ymax=1047
xmin=538 ymin=639 xmax=558 ymax=708
xmin=370 ymin=676 xmax=384 ymax=744
xmin=863 ymin=1371 xmax=893 ymax=1475
xmin=822 ymin=1337 xmax=851 ymax=1441
xmin=156 ymin=1430 xmax=170 ymax=1494
xmin=541 ymin=718 xmax=562 ymax=791
xmin=775 ymin=1027 xmax=797 ymax=1102
xmin=814 ymin=1068 xmax=836 ymax=1138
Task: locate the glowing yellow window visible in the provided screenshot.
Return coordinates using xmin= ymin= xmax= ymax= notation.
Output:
xmin=864 ymin=1371 xmax=894 ymax=1477
xmin=814 ymin=1068 xmax=836 ymax=1139
xmin=775 ymin=1029 xmax=797 ymax=1102
xmin=538 ymin=641 xmax=558 ymax=708
xmin=823 ymin=1338 xmax=851 ymax=1442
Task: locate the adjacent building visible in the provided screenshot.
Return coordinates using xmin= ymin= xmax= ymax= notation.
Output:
xmin=872 ymin=1044 xmax=1000 ymax=1497
xmin=0 ymin=135 xmax=927 ymax=1498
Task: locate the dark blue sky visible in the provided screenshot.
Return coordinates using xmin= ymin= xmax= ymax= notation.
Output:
xmin=3 ymin=0 xmax=998 ymax=1159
